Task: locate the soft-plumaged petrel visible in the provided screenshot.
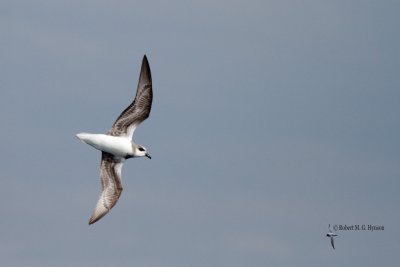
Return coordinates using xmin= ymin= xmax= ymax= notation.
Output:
xmin=326 ymin=224 xmax=338 ymax=249
xmin=76 ymin=55 xmax=153 ymax=225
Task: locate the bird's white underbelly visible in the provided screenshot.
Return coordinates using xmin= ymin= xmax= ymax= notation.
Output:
xmin=77 ymin=133 xmax=132 ymax=157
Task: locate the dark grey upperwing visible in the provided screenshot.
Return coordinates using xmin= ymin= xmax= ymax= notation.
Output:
xmin=108 ymin=55 xmax=153 ymax=138
xmin=88 ymin=152 xmax=124 ymax=225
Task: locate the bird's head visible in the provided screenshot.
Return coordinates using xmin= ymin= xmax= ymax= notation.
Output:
xmin=133 ymin=144 xmax=151 ymax=159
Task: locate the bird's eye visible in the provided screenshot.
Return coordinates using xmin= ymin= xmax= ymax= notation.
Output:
xmin=138 ymin=147 xmax=145 ymax=152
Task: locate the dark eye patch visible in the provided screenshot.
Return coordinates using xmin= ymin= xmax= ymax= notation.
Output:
xmin=138 ymin=147 xmax=145 ymax=152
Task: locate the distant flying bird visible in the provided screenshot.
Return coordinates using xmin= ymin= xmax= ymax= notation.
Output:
xmin=76 ymin=55 xmax=153 ymax=225
xmin=326 ymin=224 xmax=338 ymax=249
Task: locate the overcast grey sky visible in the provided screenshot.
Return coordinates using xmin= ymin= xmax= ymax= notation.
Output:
xmin=1 ymin=1 xmax=399 ymax=266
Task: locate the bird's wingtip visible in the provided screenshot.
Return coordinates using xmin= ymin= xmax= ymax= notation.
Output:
xmin=139 ymin=54 xmax=151 ymax=83
xmin=88 ymin=215 xmax=99 ymax=225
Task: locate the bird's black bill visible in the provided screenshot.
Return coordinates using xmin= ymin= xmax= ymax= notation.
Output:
xmin=146 ymin=153 xmax=152 ymax=159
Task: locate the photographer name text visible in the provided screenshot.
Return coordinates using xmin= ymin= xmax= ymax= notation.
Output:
xmin=333 ymin=224 xmax=384 ymax=231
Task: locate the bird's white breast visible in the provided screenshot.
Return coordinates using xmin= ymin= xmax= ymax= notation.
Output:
xmin=76 ymin=133 xmax=132 ymax=157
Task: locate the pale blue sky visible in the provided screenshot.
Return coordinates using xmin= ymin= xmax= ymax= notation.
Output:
xmin=1 ymin=1 xmax=399 ymax=266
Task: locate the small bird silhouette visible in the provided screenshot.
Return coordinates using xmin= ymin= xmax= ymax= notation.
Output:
xmin=326 ymin=224 xmax=338 ymax=249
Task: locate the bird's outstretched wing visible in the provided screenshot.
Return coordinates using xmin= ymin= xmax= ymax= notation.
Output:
xmin=108 ymin=55 xmax=153 ymax=139
xmin=330 ymin=236 xmax=335 ymax=249
xmin=88 ymin=152 xmax=124 ymax=225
